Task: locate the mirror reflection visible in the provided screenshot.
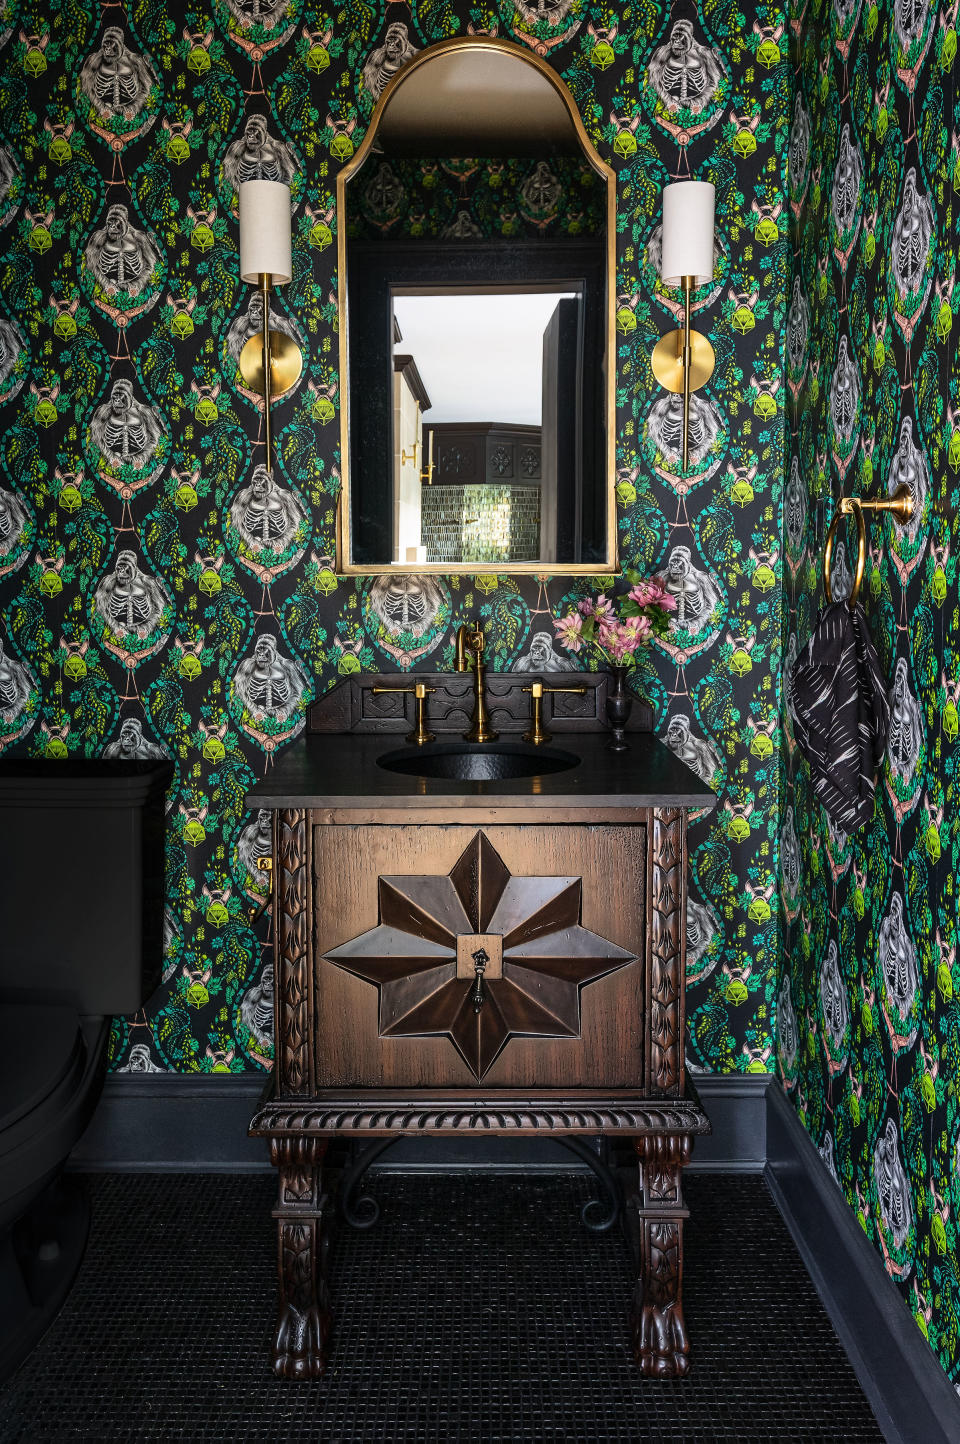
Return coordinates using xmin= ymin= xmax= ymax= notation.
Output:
xmin=392 ymin=287 xmax=581 ymax=565
xmin=338 ymin=39 xmax=616 ymax=575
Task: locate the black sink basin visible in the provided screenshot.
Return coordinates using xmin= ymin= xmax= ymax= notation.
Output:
xmin=377 ymin=741 xmax=580 ymax=782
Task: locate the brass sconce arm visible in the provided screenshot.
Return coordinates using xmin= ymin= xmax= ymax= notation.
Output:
xmin=651 ymin=275 xmax=715 ymax=472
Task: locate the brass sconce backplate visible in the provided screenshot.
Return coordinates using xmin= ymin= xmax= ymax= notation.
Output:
xmin=239 ymin=330 xmax=303 ymax=398
xmin=651 ymin=328 xmax=715 ymax=394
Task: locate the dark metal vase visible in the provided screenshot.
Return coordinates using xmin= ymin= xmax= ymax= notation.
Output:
xmin=605 ymin=665 xmax=632 ymax=751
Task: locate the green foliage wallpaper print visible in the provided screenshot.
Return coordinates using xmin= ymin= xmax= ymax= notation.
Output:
xmin=0 ymin=2 xmax=789 ymax=1090
xmin=781 ymin=0 xmax=960 ymax=1385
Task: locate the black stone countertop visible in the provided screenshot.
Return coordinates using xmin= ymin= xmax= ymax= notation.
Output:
xmin=247 ymin=730 xmax=715 ymax=812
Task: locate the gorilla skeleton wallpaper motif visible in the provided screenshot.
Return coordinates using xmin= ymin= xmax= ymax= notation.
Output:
xmin=232 ymin=635 xmax=307 ymax=723
xmin=78 ymin=27 xmax=158 ymax=122
xmin=102 ymin=716 xmax=168 ymax=760
xmin=890 ymin=168 xmax=934 ymax=303
xmin=887 ymin=416 xmax=928 ymax=543
xmin=513 ymin=631 xmax=568 ymax=673
xmin=886 ymin=657 xmax=923 ymax=786
xmin=0 ymin=487 xmax=29 ymax=563
xmin=94 ymin=550 xmax=171 ymax=641
xmin=361 ymin=21 xmax=418 ymax=101
xmin=89 ymin=378 xmax=166 ymax=476
xmin=819 ymin=941 xmax=849 ymax=1053
xmin=228 ymin=465 xmax=307 ymax=558
xmin=237 ymin=808 xmax=274 ymax=896
xmin=664 ymin=713 xmax=720 ymax=788
xmin=226 ymin=290 xmax=304 ymax=368
xmin=831 ymin=124 xmax=863 ymax=243
xmin=224 ymin=0 xmax=293 ymax=30
xmin=787 ymin=95 xmax=811 ymax=203
xmin=367 ymin=574 xmax=446 ymax=640
xmin=646 ymin=20 xmax=726 ymax=117
xmin=647 ymin=392 xmax=722 ymax=469
xmin=662 ymin=545 xmax=722 ymax=635
xmin=0 ymin=145 xmax=20 ymax=225
xmin=829 ymin=334 xmax=860 ymax=445
xmin=786 ymin=277 xmax=809 ymax=380
xmin=0 ymin=316 xmax=26 ymax=397
xmin=222 ymin=114 xmax=297 ymax=194
xmin=0 ymin=637 xmax=35 ymax=722
xmin=84 ymin=204 xmax=160 ymax=300
xmin=874 ymin=1118 xmax=913 ymax=1252
xmin=784 ymin=458 xmax=806 ymax=558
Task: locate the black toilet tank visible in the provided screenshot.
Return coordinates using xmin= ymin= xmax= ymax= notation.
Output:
xmin=0 ymin=760 xmax=172 ymax=1015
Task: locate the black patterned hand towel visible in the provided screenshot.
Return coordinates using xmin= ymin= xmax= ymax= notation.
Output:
xmin=789 ymin=601 xmax=890 ymax=832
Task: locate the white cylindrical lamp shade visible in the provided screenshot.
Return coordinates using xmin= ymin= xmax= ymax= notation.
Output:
xmin=239 ymin=180 xmax=292 ymax=284
xmin=660 ymin=181 xmax=715 ymax=287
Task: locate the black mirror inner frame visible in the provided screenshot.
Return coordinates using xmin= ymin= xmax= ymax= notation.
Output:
xmin=335 ymin=36 xmax=617 ymax=577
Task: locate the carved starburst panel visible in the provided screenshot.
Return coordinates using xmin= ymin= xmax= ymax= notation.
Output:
xmin=324 ymin=832 xmax=635 ymax=1080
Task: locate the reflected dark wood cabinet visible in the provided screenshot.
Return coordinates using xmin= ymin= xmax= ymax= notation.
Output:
xmin=248 ymin=674 xmax=711 ymax=1382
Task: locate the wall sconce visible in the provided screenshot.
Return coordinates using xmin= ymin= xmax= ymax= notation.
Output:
xmin=651 ymin=180 xmax=716 ymax=471
xmin=237 ymin=180 xmax=303 ymax=473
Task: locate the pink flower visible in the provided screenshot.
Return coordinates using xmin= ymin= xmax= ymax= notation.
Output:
xmin=553 ymin=611 xmax=584 ymax=652
xmin=629 ymin=576 xmax=676 ymax=612
xmin=594 ymin=594 xmax=615 ymax=619
xmin=625 ymin=614 xmax=653 ymax=643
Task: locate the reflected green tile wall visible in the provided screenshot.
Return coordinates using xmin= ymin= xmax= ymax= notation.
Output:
xmin=0 ymin=4 xmax=788 ymax=1093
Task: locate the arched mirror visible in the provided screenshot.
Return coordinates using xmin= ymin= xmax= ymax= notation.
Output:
xmin=337 ymin=37 xmax=616 ymax=575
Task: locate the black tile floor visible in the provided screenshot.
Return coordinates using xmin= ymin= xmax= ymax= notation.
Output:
xmin=0 ymin=1173 xmax=883 ymax=1443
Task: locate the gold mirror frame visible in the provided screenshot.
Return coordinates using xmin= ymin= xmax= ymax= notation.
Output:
xmin=335 ymin=35 xmax=617 ymax=577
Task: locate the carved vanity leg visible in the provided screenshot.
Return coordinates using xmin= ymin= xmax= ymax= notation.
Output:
xmin=270 ymin=1136 xmax=331 ymax=1379
xmin=630 ymin=1132 xmax=693 ymax=1378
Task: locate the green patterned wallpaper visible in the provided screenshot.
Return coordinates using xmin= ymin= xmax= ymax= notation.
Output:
xmin=781 ymin=0 xmax=960 ymax=1385
xmin=0 ymin=2 xmax=789 ymax=1094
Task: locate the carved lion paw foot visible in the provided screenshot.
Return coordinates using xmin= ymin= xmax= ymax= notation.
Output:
xmin=273 ymin=1303 xmax=331 ymax=1379
xmin=632 ymin=1299 xmax=691 ymax=1378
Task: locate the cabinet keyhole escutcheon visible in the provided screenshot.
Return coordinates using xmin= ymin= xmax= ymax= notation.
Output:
xmin=470 ymin=947 xmax=489 ymax=1013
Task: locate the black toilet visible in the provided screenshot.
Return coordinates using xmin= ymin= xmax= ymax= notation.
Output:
xmin=0 ymin=759 xmax=170 ymax=1381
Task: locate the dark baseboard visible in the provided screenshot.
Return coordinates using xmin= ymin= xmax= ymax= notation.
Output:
xmin=765 ymin=1079 xmax=960 ymax=1444
xmin=67 ymin=1070 xmax=767 ymax=1174
xmin=67 ymin=1074 xmax=272 ymax=1173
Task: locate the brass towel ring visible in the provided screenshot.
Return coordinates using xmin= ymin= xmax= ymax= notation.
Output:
xmin=823 ymin=484 xmax=914 ymax=610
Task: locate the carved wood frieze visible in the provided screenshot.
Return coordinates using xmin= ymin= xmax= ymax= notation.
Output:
xmin=323 ymin=831 xmax=635 ymax=1080
xmin=276 ymin=809 xmax=312 ymax=1097
xmin=251 ymin=1096 xmax=711 ymax=1137
xmin=646 ymin=808 xmax=685 ymax=1097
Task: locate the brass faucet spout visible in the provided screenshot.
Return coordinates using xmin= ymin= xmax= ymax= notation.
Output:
xmin=455 ymin=624 xmax=498 ymax=743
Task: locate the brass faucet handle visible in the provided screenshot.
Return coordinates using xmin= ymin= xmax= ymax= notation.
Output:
xmin=371 ymin=683 xmax=435 ymax=746
xmin=521 ymin=682 xmax=549 ymax=745
xmin=521 ymin=683 xmax=587 ymax=744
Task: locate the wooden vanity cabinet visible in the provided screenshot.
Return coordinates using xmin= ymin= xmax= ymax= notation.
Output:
xmin=248 ymin=674 xmax=711 ymax=1382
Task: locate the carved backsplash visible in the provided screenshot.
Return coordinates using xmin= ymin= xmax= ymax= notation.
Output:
xmin=308 ymin=671 xmax=653 ymax=734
